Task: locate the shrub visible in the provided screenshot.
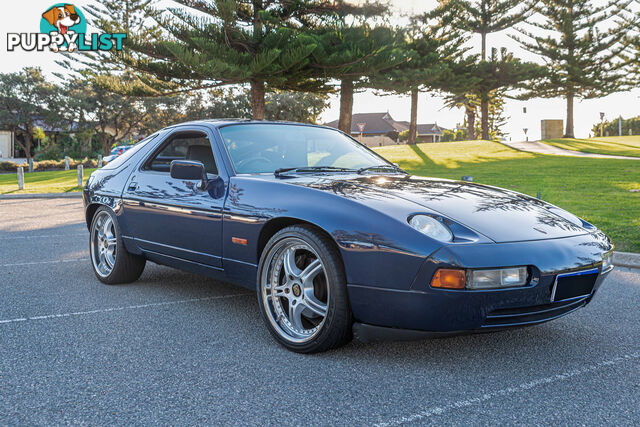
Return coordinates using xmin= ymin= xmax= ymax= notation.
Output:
xmin=34 ymin=144 xmax=63 ymax=161
xmin=591 ymin=116 xmax=640 ymax=137
xmin=0 ymin=157 xmax=99 ymax=173
xmin=34 ymin=160 xmax=65 ymax=171
xmin=0 ymin=161 xmax=24 ymax=172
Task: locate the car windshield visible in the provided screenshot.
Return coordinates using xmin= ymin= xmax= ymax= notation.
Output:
xmin=219 ymin=123 xmax=391 ymax=174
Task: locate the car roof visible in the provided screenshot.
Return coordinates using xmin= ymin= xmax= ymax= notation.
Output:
xmin=165 ymin=119 xmax=335 ymax=131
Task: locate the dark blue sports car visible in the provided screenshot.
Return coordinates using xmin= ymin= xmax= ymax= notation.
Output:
xmin=84 ymin=120 xmax=614 ymax=353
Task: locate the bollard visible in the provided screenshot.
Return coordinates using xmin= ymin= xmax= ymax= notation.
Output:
xmin=98 ymin=155 xmax=103 ymax=168
xmin=17 ymin=167 xmax=24 ymax=190
xmin=461 ymin=176 xmax=473 ymax=182
xmin=28 ymin=158 xmax=34 ymax=173
xmin=65 ymin=156 xmax=70 ymax=171
xmin=77 ymin=164 xmax=83 ymax=187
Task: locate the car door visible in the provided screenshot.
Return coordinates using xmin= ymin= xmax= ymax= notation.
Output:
xmin=122 ymin=126 xmax=226 ymax=268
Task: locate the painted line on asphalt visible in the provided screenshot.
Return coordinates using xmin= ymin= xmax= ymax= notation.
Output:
xmin=0 ymin=258 xmax=88 ymax=267
xmin=0 ymin=232 xmax=87 ymax=241
xmin=375 ymin=351 xmax=640 ymax=427
xmin=0 ymin=293 xmax=253 ymax=325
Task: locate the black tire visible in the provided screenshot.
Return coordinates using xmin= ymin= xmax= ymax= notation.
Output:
xmin=89 ymin=206 xmax=146 ymax=285
xmin=257 ymin=225 xmax=352 ymax=353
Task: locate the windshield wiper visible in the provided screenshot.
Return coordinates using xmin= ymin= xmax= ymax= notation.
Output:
xmin=274 ymin=166 xmax=356 ymax=177
xmin=357 ymin=164 xmax=406 ymax=174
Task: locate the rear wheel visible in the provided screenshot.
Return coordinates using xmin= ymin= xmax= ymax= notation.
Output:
xmin=257 ymin=225 xmax=352 ymax=353
xmin=90 ymin=207 xmax=145 ymax=284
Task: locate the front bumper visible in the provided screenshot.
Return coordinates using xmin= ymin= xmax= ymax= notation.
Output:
xmin=347 ymin=232 xmax=613 ymax=334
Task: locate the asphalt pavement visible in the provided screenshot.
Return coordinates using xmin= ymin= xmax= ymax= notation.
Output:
xmin=1 ymin=198 xmax=639 ymax=425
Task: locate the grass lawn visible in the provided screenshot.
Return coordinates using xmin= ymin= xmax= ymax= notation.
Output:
xmin=374 ymin=141 xmax=640 ymax=252
xmin=0 ymin=169 xmax=96 ymax=194
xmin=543 ymin=135 xmax=640 ymax=158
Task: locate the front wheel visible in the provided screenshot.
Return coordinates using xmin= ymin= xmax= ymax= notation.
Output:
xmin=257 ymin=225 xmax=352 ymax=353
xmin=90 ymin=206 xmax=146 ymax=284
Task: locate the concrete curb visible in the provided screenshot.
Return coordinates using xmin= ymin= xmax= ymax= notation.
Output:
xmin=0 ymin=192 xmax=82 ymax=200
xmin=613 ymin=252 xmax=640 ymax=270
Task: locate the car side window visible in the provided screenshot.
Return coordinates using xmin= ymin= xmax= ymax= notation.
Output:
xmin=144 ymin=131 xmax=218 ymax=175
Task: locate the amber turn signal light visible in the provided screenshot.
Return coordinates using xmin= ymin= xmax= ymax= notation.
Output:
xmin=431 ymin=269 xmax=466 ymax=289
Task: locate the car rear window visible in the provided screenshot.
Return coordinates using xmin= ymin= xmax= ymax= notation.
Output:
xmin=101 ymin=134 xmax=159 ymax=170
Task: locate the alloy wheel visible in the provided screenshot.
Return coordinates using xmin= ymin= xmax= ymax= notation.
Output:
xmin=90 ymin=211 xmax=117 ymax=278
xmin=261 ymin=238 xmax=329 ymax=343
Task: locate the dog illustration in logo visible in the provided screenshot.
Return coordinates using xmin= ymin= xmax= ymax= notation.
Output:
xmin=42 ymin=4 xmax=81 ymax=52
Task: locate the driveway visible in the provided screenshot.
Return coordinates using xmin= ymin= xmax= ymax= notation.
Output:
xmin=500 ymin=140 xmax=640 ymax=160
xmin=1 ymin=198 xmax=639 ymax=425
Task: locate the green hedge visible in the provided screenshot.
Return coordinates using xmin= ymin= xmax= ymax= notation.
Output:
xmin=591 ymin=116 xmax=640 ymax=136
xmin=0 ymin=158 xmax=98 ymax=172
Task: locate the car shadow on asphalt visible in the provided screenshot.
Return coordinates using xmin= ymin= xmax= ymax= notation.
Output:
xmin=133 ymin=266 xmax=604 ymax=368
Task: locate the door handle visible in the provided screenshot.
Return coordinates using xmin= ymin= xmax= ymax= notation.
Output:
xmin=127 ymin=182 xmax=138 ymax=191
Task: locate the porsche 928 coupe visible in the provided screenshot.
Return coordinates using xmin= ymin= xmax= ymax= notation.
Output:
xmin=83 ymin=120 xmax=614 ymax=353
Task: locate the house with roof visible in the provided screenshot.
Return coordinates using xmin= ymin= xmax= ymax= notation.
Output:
xmin=0 ymin=116 xmax=79 ymax=159
xmin=325 ymin=112 xmax=444 ymax=147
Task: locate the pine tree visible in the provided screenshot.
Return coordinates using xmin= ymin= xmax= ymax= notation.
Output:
xmin=310 ymin=10 xmax=406 ymax=133
xmin=370 ymin=12 xmax=467 ymax=144
xmin=69 ymin=0 xmax=382 ymax=120
xmin=622 ymin=10 xmax=640 ymax=85
xmin=513 ymin=0 xmax=631 ymax=138
xmin=446 ymin=0 xmax=533 ymax=140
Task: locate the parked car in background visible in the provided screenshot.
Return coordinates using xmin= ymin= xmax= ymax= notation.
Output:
xmin=103 ymin=145 xmax=134 ymax=163
xmin=83 ymin=120 xmax=614 ymax=353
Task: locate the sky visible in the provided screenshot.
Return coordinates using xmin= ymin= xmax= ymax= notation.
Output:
xmin=0 ymin=0 xmax=638 ymax=140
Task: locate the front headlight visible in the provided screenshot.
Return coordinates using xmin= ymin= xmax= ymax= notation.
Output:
xmin=467 ymin=267 xmax=528 ymax=289
xmin=408 ymin=215 xmax=453 ymax=242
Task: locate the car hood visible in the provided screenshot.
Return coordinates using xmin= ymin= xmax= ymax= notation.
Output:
xmin=289 ymin=174 xmax=588 ymax=243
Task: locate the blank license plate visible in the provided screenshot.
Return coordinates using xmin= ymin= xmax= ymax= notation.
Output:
xmin=552 ymin=269 xmax=599 ymax=302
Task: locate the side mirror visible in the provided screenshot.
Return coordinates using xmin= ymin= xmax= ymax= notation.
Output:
xmin=170 ymin=160 xmax=208 ymax=189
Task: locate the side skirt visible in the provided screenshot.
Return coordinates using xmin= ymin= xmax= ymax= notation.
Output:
xmin=142 ymin=249 xmax=256 ymax=291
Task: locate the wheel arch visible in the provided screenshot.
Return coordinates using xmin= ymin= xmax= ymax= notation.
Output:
xmin=257 ymin=217 xmax=345 ymax=270
xmin=85 ymin=203 xmax=102 ymax=229
xmin=85 ymin=201 xmax=119 ymax=229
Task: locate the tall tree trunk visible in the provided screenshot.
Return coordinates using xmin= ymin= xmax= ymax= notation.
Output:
xmin=101 ymin=134 xmax=111 ymax=156
xmin=479 ymin=30 xmax=490 ymax=141
xmin=564 ymin=91 xmax=574 ymax=138
xmin=408 ymin=88 xmax=418 ymax=145
xmin=24 ymin=129 xmax=33 ymax=160
xmin=338 ymin=79 xmax=354 ymax=134
xmin=466 ymin=107 xmax=476 ymax=140
xmin=250 ymin=80 xmax=265 ymax=120
xmin=12 ymin=127 xmax=30 ymax=160
xmin=480 ymin=92 xmax=489 ymax=140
